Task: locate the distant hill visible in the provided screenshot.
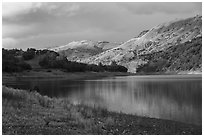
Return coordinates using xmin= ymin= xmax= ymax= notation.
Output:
xmin=49 ymin=15 xmax=202 ymax=73
xmin=49 ymin=40 xmax=121 ymax=62
xmin=78 ymin=15 xmax=202 ymax=73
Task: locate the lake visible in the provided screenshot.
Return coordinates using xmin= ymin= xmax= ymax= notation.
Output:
xmin=3 ymin=74 xmax=202 ymax=125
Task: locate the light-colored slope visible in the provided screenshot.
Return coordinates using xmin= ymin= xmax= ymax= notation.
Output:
xmin=50 ymin=40 xmax=121 ymax=61
xmin=80 ymin=15 xmax=202 ymax=73
xmin=50 ymin=40 xmax=121 ymax=52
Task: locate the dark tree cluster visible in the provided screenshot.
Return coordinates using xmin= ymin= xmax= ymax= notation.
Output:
xmin=22 ymin=48 xmax=59 ymax=60
xmin=39 ymin=53 xmax=128 ymax=72
xmin=3 ymin=47 xmax=128 ymax=73
xmin=2 ymin=48 xmax=32 ymax=72
xmin=137 ymin=37 xmax=202 ymax=73
xmin=22 ymin=48 xmax=36 ymax=60
xmin=101 ymin=61 xmax=128 ymax=72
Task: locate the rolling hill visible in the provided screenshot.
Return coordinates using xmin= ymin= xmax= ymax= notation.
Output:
xmin=49 ymin=40 xmax=121 ymax=62
xmin=51 ymin=15 xmax=202 ymax=73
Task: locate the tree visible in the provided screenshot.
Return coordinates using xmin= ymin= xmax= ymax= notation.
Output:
xmin=111 ymin=61 xmax=117 ymax=66
xmin=22 ymin=48 xmax=36 ymax=60
xmin=2 ymin=49 xmax=32 ymax=72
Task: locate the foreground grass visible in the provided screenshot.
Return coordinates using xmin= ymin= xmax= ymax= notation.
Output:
xmin=2 ymin=86 xmax=202 ymax=135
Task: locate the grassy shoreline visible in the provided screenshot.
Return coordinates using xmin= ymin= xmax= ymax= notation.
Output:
xmin=2 ymin=70 xmax=133 ymax=81
xmin=2 ymin=86 xmax=202 ymax=135
xmin=2 ymin=69 xmax=202 ymax=84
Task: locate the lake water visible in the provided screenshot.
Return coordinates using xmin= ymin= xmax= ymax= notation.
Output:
xmin=3 ymin=75 xmax=202 ymax=125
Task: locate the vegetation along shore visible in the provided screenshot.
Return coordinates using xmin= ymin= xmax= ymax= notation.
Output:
xmin=2 ymin=86 xmax=201 ymax=135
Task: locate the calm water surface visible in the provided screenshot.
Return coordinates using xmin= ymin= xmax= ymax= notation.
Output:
xmin=3 ymin=75 xmax=202 ymax=125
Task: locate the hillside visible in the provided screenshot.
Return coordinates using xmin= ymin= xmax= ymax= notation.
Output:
xmin=136 ymin=37 xmax=202 ymax=73
xmin=50 ymin=40 xmax=121 ymax=62
xmin=77 ymin=15 xmax=202 ymax=73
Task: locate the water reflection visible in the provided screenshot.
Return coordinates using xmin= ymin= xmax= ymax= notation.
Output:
xmin=3 ymin=75 xmax=202 ymax=125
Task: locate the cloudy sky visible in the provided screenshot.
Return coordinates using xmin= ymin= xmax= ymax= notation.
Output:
xmin=2 ymin=2 xmax=202 ymax=49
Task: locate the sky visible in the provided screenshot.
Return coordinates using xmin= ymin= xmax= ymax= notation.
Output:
xmin=2 ymin=2 xmax=202 ymax=50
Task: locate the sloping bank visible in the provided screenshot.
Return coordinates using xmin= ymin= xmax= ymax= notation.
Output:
xmin=2 ymin=86 xmax=201 ymax=135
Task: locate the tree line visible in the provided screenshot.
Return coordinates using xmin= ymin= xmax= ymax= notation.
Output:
xmin=2 ymin=48 xmax=128 ymax=73
xmin=2 ymin=48 xmax=31 ymax=72
xmin=38 ymin=51 xmax=127 ymax=72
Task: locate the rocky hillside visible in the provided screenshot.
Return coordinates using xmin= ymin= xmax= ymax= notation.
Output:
xmin=50 ymin=40 xmax=121 ymax=62
xmin=136 ymin=36 xmax=202 ymax=73
xmin=79 ymin=15 xmax=202 ymax=73
xmin=50 ymin=15 xmax=202 ymax=73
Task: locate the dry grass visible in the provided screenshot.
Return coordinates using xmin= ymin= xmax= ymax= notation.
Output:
xmin=2 ymin=86 xmax=115 ymax=134
xmin=2 ymin=86 xmax=202 ymax=135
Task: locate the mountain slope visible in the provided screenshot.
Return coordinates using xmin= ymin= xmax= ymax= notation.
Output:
xmin=50 ymin=40 xmax=121 ymax=62
xmin=136 ymin=36 xmax=202 ymax=73
xmin=79 ymin=15 xmax=202 ymax=73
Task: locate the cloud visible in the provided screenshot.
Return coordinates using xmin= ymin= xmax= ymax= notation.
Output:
xmin=2 ymin=24 xmax=36 ymax=39
xmin=43 ymin=3 xmax=80 ymax=16
xmin=2 ymin=2 xmax=80 ymax=19
xmin=2 ymin=3 xmax=123 ymax=40
xmin=2 ymin=2 xmax=82 ymax=40
xmin=2 ymin=3 xmax=42 ymax=18
xmin=118 ymin=2 xmax=202 ymax=15
xmin=2 ymin=38 xmax=19 ymax=48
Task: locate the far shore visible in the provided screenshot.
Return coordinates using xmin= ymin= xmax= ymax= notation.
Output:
xmin=2 ymin=70 xmax=134 ymax=83
xmin=2 ymin=69 xmax=202 ymax=82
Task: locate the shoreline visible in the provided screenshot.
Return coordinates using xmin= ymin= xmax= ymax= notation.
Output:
xmin=2 ymin=70 xmax=133 ymax=81
xmin=2 ymin=69 xmax=202 ymax=81
xmin=2 ymin=86 xmax=202 ymax=135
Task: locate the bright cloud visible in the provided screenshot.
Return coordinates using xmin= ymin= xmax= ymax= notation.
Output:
xmin=118 ymin=2 xmax=202 ymax=15
xmin=2 ymin=38 xmax=18 ymax=48
xmin=39 ymin=3 xmax=80 ymax=16
xmin=2 ymin=2 xmax=42 ymax=17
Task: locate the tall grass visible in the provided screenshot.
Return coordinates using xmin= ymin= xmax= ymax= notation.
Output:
xmin=2 ymin=85 xmax=115 ymax=133
xmin=2 ymin=86 xmax=53 ymax=109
